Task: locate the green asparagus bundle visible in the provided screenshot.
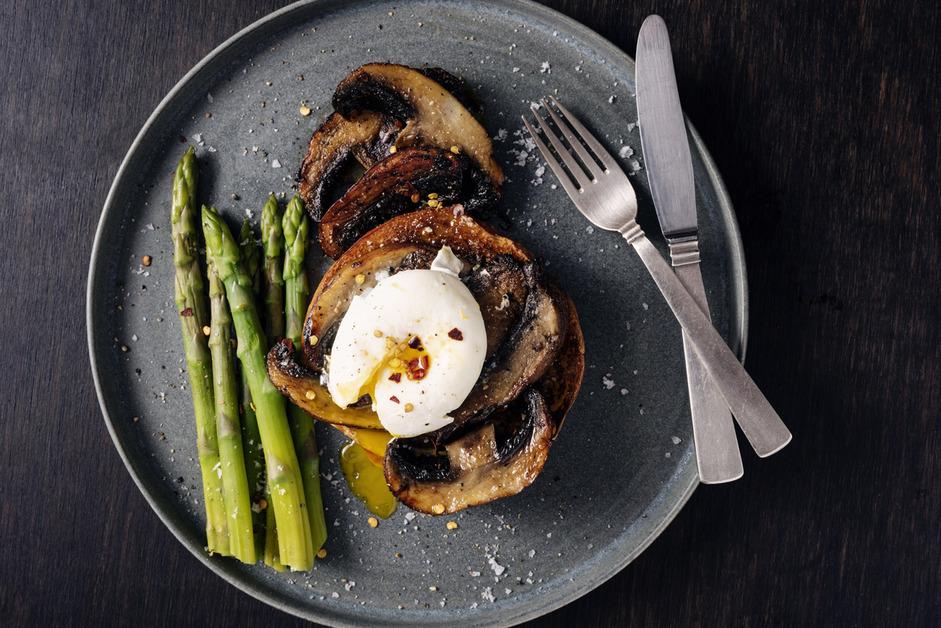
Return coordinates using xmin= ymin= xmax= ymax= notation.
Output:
xmin=202 ymin=205 xmax=314 ymax=571
xmin=261 ymin=197 xmax=288 ymax=571
xmin=283 ymin=196 xmax=328 ymax=554
xmin=171 ymin=148 xmax=229 ymax=555
xmin=238 ymin=220 xmax=266 ymax=545
xmin=207 ymin=258 xmax=257 ymax=564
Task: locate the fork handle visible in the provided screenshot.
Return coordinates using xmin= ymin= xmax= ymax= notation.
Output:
xmin=623 ymin=226 xmax=792 ymax=457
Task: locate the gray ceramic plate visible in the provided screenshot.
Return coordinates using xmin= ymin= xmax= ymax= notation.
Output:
xmin=87 ymin=0 xmax=746 ymax=625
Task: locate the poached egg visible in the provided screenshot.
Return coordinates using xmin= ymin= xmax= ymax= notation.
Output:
xmin=326 ymin=247 xmax=487 ymax=437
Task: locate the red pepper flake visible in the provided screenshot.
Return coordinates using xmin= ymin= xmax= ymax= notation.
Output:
xmin=389 ymin=395 xmax=400 ymax=404
xmin=405 ymin=354 xmax=430 ymax=381
xmin=388 ymin=372 xmax=402 ymax=383
xmin=408 ymin=335 xmax=423 ymax=350
xmin=180 ymin=307 xmax=194 ymax=317
xmin=448 ymin=328 xmax=463 ymax=341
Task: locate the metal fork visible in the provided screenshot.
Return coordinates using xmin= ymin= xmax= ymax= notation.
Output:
xmin=523 ymin=97 xmax=791 ymax=457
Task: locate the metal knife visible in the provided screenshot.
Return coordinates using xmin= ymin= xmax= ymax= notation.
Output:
xmin=636 ymin=15 xmax=747 ymax=481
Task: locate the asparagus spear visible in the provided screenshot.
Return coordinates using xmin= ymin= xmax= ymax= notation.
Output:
xmin=260 ymin=196 xmax=288 ymax=570
xmin=261 ymin=194 xmax=285 ymax=341
xmin=171 ymin=148 xmax=229 ymax=555
xmin=283 ymin=196 xmax=328 ymax=554
xmin=207 ymin=258 xmax=257 ymax=564
xmin=202 ymin=205 xmax=314 ymax=571
xmin=238 ymin=221 xmax=266 ymax=543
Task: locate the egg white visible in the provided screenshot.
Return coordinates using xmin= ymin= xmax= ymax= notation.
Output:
xmin=327 ymin=247 xmax=487 ymax=437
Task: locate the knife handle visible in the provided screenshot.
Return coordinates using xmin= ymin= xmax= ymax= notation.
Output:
xmin=622 ymin=224 xmax=792 ymax=457
xmin=672 ymin=248 xmax=745 ymax=482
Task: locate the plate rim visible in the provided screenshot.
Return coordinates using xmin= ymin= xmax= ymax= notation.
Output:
xmin=85 ymin=0 xmax=748 ymax=625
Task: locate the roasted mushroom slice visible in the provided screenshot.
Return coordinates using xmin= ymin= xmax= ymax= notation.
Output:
xmin=333 ymin=63 xmax=504 ymax=209
xmin=318 ymin=147 xmax=470 ymax=258
xmin=298 ymin=110 xmax=402 ymax=220
xmin=266 ymin=339 xmax=384 ymax=430
xmin=385 ymin=389 xmax=555 ymax=514
xmin=463 ymin=254 xmax=529 ymax=357
xmin=443 ymin=266 xmax=568 ymax=436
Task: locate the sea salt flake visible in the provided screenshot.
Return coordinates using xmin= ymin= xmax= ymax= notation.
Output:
xmin=271 ymin=159 xmax=282 ymax=169
xmin=602 ymin=374 xmax=615 ymax=389
xmin=487 ymin=555 xmax=505 ymax=576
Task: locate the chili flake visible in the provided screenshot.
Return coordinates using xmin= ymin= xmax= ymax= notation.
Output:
xmin=389 ymin=395 xmax=400 ymax=404
xmin=448 ymin=328 xmax=464 ymax=341
xmin=180 ymin=307 xmax=194 ymax=317
xmin=388 ymin=372 xmax=402 ymax=383
xmin=408 ymin=335 xmax=423 ymax=350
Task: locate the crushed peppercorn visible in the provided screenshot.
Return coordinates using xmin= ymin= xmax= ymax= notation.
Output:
xmin=448 ymin=328 xmax=464 ymax=341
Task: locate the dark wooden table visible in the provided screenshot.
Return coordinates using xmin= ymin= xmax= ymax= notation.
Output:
xmin=2 ymin=0 xmax=938 ymax=625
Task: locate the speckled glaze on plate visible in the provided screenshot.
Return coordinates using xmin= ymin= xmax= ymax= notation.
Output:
xmin=87 ymin=1 xmax=746 ymax=625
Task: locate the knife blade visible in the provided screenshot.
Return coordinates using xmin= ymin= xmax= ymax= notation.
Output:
xmin=636 ymin=15 xmax=745 ymax=481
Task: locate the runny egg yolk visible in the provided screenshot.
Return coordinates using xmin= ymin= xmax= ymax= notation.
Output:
xmin=326 ymin=246 xmax=487 ymax=437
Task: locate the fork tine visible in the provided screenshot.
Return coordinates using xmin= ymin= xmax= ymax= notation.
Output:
xmin=522 ymin=115 xmax=582 ymax=201
xmin=547 ymin=96 xmax=616 ymax=171
xmin=540 ymin=98 xmax=604 ymax=179
xmin=527 ymin=104 xmax=591 ymax=188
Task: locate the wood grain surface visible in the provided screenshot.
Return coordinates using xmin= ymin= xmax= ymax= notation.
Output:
xmin=1 ymin=0 xmax=938 ymax=626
